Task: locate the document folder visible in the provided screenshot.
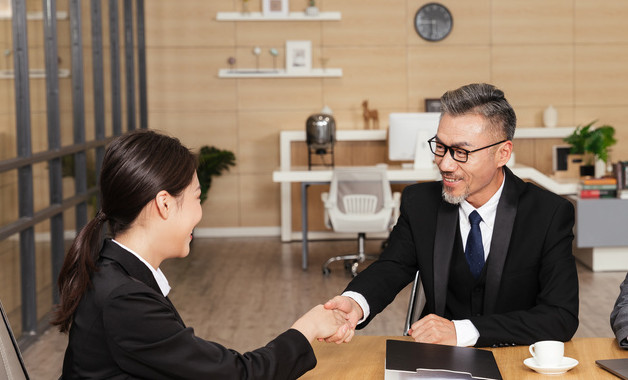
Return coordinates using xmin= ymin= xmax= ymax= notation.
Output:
xmin=385 ymin=340 xmax=502 ymax=380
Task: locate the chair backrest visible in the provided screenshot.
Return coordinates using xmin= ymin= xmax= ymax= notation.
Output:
xmin=342 ymin=194 xmax=378 ymax=215
xmin=0 ymin=300 xmax=29 ymax=380
xmin=404 ymin=271 xmax=426 ymax=336
xmin=329 ymin=166 xmax=392 ymax=215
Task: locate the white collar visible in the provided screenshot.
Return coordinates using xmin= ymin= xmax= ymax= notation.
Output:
xmin=459 ymin=170 xmax=506 ymax=228
xmin=111 ymin=239 xmax=171 ymax=297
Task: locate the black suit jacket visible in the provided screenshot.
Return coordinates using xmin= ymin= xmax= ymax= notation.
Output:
xmin=345 ymin=167 xmax=579 ymax=347
xmin=61 ymin=239 xmax=316 ymax=379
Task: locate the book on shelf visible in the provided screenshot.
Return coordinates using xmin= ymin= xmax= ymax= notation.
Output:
xmin=579 ymin=189 xmax=617 ymax=199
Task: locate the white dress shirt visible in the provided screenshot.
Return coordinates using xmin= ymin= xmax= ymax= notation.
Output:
xmin=112 ymin=239 xmax=171 ymax=297
xmin=344 ymin=173 xmax=506 ymax=347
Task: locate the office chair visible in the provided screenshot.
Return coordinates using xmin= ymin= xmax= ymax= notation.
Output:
xmin=0 ymin=299 xmax=29 ymax=379
xmin=404 ymin=271 xmax=426 ymax=336
xmin=321 ymin=166 xmax=400 ymax=277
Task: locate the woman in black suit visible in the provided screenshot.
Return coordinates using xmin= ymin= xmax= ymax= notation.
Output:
xmin=53 ymin=130 xmax=349 ymax=379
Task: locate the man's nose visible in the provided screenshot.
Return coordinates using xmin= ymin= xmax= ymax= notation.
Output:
xmin=437 ymin=150 xmax=459 ymax=171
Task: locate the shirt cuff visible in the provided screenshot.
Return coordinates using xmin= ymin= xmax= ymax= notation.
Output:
xmin=453 ymin=319 xmax=480 ymax=347
xmin=341 ymin=291 xmax=370 ymax=325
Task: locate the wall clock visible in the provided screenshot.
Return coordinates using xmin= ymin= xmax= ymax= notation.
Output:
xmin=414 ymin=3 xmax=453 ymax=42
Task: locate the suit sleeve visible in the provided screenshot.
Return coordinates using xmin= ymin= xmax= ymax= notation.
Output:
xmin=470 ymin=198 xmax=579 ymax=347
xmin=611 ymin=273 xmax=628 ymax=348
xmin=103 ymin=283 xmax=316 ymax=380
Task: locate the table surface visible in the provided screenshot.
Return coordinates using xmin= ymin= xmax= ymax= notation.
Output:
xmin=300 ymin=336 xmax=628 ymax=379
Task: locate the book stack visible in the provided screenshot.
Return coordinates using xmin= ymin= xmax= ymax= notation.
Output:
xmin=613 ymin=161 xmax=628 ymax=199
xmin=579 ymin=177 xmax=617 ymax=199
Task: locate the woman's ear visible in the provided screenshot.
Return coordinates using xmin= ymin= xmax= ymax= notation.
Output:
xmin=154 ymin=190 xmax=172 ymax=219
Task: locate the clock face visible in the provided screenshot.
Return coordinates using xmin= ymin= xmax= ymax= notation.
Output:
xmin=414 ymin=3 xmax=453 ymax=42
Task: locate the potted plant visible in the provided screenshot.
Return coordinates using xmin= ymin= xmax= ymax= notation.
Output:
xmin=196 ymin=145 xmax=236 ymax=204
xmin=563 ymin=120 xmax=616 ymax=177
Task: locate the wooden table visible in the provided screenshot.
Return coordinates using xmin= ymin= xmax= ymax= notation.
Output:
xmin=300 ymin=336 xmax=628 ymax=379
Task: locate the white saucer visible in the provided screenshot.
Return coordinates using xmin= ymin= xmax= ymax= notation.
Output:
xmin=524 ymin=357 xmax=579 ymax=375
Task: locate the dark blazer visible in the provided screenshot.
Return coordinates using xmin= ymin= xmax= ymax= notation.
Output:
xmin=61 ymin=239 xmax=316 ymax=379
xmin=611 ymin=272 xmax=628 ymax=347
xmin=345 ymin=167 xmax=579 ymax=347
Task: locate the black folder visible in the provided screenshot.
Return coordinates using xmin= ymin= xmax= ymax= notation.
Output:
xmin=385 ymin=340 xmax=502 ymax=380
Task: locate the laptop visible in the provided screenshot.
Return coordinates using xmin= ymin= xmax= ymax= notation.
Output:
xmin=597 ymin=359 xmax=628 ymax=379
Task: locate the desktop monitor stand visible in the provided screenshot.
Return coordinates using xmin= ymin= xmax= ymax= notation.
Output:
xmin=413 ymin=130 xmax=435 ymax=170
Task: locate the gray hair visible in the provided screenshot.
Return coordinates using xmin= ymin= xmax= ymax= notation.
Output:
xmin=440 ymin=83 xmax=517 ymax=140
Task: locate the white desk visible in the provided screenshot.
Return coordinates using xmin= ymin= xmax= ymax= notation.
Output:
xmin=273 ymin=164 xmax=578 ymax=270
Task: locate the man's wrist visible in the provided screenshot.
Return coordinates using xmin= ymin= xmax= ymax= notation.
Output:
xmin=341 ymin=291 xmax=368 ymax=324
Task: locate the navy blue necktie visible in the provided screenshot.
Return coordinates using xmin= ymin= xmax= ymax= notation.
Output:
xmin=465 ymin=210 xmax=485 ymax=279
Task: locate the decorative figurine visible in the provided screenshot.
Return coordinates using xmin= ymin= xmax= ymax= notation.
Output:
xmin=305 ymin=0 xmax=319 ymax=16
xmin=362 ymin=100 xmax=379 ymax=129
xmin=227 ymin=56 xmax=236 ymax=72
xmin=319 ymin=57 xmax=329 ymax=72
xmin=253 ymin=46 xmax=261 ymax=71
xmin=241 ymin=0 xmax=250 ymax=15
xmin=269 ymin=48 xmax=279 ymax=70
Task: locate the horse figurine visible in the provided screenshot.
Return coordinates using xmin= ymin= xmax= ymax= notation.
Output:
xmin=362 ymin=100 xmax=379 ymax=129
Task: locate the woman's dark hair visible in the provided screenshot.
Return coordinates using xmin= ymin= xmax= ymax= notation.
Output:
xmin=52 ymin=130 xmax=197 ymax=333
xmin=440 ymin=83 xmax=517 ymax=141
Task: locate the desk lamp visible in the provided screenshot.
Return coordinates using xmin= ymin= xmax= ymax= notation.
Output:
xmin=306 ymin=113 xmax=335 ymax=170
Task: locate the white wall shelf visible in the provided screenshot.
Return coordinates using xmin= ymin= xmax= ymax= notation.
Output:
xmin=218 ymin=68 xmax=342 ymax=78
xmin=514 ymin=127 xmax=575 ymax=139
xmin=216 ymin=11 xmax=341 ymax=21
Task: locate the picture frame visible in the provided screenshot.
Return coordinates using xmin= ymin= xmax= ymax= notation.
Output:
xmin=424 ymin=98 xmax=442 ymax=113
xmin=262 ymin=0 xmax=289 ymax=17
xmin=285 ymin=40 xmax=312 ymax=73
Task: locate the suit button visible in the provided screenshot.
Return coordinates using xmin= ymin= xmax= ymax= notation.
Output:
xmin=498 ymin=343 xmax=504 ymax=347
xmin=492 ymin=344 xmax=498 ymax=348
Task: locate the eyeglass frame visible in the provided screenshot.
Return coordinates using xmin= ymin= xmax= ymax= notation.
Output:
xmin=427 ymin=137 xmax=508 ymax=163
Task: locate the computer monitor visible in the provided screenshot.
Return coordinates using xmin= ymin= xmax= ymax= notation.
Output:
xmin=388 ymin=112 xmax=440 ymax=169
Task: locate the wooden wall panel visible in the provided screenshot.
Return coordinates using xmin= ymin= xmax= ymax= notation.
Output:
xmin=199 ymin=175 xmax=240 ymax=228
xmin=239 ymin=173 xmax=281 ymax=226
xmin=492 ymin=1 xmax=574 ymax=45
xmin=575 ymin=0 xmax=628 ymax=44
xmin=323 ymin=0 xmax=406 ymax=47
xmin=492 ymin=45 xmax=574 ymax=107
xmin=407 ymin=46 xmax=491 ymax=108
xmin=145 ymin=0 xmax=234 ymax=48
xmin=146 ymin=47 xmax=238 ymax=112
xmin=323 ymin=47 xmax=407 ymax=110
xmin=575 ymin=45 xmax=628 ymax=106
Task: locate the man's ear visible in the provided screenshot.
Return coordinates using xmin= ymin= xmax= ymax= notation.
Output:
xmin=154 ymin=190 xmax=172 ymax=220
xmin=497 ymin=140 xmax=513 ymax=167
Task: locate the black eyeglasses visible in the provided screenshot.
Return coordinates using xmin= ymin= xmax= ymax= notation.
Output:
xmin=427 ymin=137 xmax=507 ymax=163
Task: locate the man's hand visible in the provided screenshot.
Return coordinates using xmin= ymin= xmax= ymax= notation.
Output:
xmin=321 ymin=296 xmax=363 ymax=343
xmin=408 ymin=314 xmax=457 ymax=346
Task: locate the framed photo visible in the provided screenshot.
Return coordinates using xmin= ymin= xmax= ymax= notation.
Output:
xmin=262 ymin=0 xmax=289 ymax=17
xmin=424 ymin=98 xmax=442 ymax=113
xmin=285 ymin=40 xmax=312 ymax=73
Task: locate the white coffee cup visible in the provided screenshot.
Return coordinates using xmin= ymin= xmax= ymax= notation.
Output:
xmin=529 ymin=340 xmax=564 ymax=367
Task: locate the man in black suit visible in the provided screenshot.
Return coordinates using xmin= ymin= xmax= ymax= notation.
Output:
xmin=325 ymin=83 xmax=579 ymax=348
xmin=611 ymin=273 xmax=628 ymax=347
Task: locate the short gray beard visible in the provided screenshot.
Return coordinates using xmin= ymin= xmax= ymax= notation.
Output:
xmin=442 ymin=187 xmax=469 ymax=205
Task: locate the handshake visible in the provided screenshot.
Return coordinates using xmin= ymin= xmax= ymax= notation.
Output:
xmin=290 ymin=296 xmax=362 ymax=344
xmin=292 ymin=295 xmax=458 ymax=346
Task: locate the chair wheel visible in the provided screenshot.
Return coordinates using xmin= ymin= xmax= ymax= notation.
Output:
xmin=322 ymin=267 xmax=331 ymax=275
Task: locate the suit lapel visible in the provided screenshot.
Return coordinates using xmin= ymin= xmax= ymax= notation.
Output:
xmin=433 ymin=200 xmax=459 ymax=315
xmin=484 ymin=167 xmax=520 ymax=314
